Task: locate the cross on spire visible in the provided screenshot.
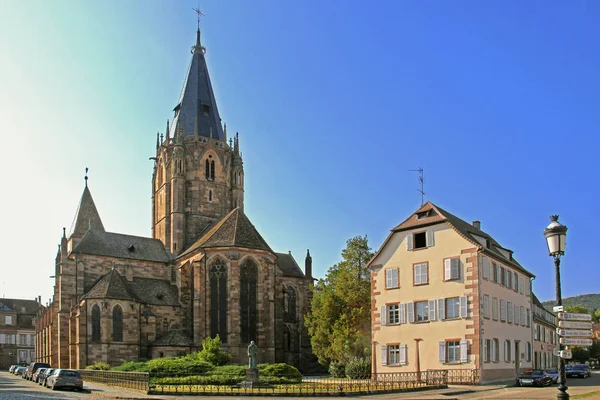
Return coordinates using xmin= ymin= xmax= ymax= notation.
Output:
xmin=193 ymin=7 xmax=204 ymax=30
xmin=84 ymin=167 xmax=89 ymax=187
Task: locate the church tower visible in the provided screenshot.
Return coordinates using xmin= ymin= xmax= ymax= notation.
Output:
xmin=152 ymin=26 xmax=245 ymax=256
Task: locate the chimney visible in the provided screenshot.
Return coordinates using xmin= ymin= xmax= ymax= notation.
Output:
xmin=472 ymin=220 xmax=481 ymax=230
xmin=38 ymin=295 xmax=41 ymax=304
xmin=305 ymin=249 xmax=313 ymax=279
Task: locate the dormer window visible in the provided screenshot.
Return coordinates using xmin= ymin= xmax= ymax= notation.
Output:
xmin=202 ymin=104 xmax=211 ymax=116
xmin=407 ymin=230 xmax=435 ymax=250
xmin=416 ymin=210 xmax=430 ymax=220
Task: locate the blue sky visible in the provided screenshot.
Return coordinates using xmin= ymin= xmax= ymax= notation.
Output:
xmin=1 ymin=1 xmax=598 ymax=305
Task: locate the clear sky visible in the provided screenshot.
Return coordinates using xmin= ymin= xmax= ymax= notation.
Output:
xmin=1 ymin=1 xmax=598 ymax=305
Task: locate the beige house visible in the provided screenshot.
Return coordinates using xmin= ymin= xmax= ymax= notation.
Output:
xmin=368 ymin=202 xmax=535 ymax=383
xmin=532 ymin=294 xmax=558 ymax=369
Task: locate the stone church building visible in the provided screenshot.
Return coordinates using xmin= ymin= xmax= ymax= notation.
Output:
xmin=36 ymin=27 xmax=315 ymax=370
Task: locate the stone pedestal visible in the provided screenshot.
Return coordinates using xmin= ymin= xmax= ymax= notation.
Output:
xmin=245 ymin=368 xmax=259 ymax=385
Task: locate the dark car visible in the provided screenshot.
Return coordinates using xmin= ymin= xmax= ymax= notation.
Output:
xmin=516 ymin=369 xmax=553 ymax=387
xmin=24 ymin=362 xmax=51 ymax=381
xmin=45 ymin=369 xmax=83 ymax=391
xmin=545 ymin=368 xmax=559 ymax=383
xmin=38 ymin=368 xmax=54 ymax=386
xmin=567 ymin=364 xmax=590 ymax=378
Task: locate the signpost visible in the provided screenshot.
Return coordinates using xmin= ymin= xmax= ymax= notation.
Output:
xmin=556 ymin=328 xmax=593 ymax=337
xmin=560 ymin=338 xmax=593 ymax=346
xmin=558 ymin=320 xmax=593 ymax=329
xmin=557 ymin=312 xmax=592 ymax=321
xmin=553 ymin=305 xmax=564 ymax=313
xmin=559 ymin=350 xmax=572 ymax=359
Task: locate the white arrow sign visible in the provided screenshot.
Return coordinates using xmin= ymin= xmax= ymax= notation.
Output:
xmin=553 ymin=305 xmax=564 ymax=313
xmin=559 ymin=321 xmax=593 ymax=329
xmin=560 ymin=350 xmax=573 ymax=359
xmin=557 ymin=328 xmax=592 ymax=337
xmin=558 ymin=312 xmax=592 ymax=321
xmin=560 ymin=338 xmax=593 ymax=346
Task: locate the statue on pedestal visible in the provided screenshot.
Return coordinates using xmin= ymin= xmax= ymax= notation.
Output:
xmin=248 ymin=340 xmax=258 ymax=369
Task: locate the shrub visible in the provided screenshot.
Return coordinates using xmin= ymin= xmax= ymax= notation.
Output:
xmin=328 ymin=361 xmax=346 ymax=378
xmin=112 ymin=361 xmax=149 ymax=372
xmin=197 ymin=335 xmax=231 ymax=366
xmin=85 ymin=362 xmax=111 ymax=371
xmin=345 ymin=357 xmax=371 ymax=379
xmin=146 ymin=357 xmax=213 ymax=376
xmin=151 ymin=374 xmax=242 ymax=386
xmin=211 ymin=365 xmax=246 ymax=376
xmin=257 ymin=363 xmax=302 ymax=383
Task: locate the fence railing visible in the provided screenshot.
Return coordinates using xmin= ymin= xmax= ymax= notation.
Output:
xmin=148 ymin=370 xmax=448 ymax=395
xmin=78 ymin=370 xmax=149 ymax=392
xmin=444 ymin=368 xmax=480 ymax=385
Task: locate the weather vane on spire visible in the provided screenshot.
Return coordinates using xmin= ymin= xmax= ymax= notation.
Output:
xmin=193 ymin=7 xmax=204 ymax=30
xmin=85 ymin=167 xmax=89 ymax=187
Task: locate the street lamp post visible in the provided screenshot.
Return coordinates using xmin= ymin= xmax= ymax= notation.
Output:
xmin=544 ymin=215 xmax=569 ymax=400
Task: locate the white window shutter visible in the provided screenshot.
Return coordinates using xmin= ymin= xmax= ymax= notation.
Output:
xmin=426 ymin=230 xmax=435 ymax=247
xmin=429 ymin=299 xmax=436 ymax=321
xmin=0 ymin=334 xmax=5 ymax=344
xmin=413 ymin=265 xmax=420 ymax=285
xmin=496 ymin=266 xmax=501 ymax=283
xmin=507 ymin=302 xmax=513 ymax=323
xmin=381 ymin=345 xmax=387 ymax=366
xmin=392 ymin=268 xmax=399 ymax=288
xmin=400 ymin=344 xmax=407 ymax=365
xmin=451 ymin=258 xmax=460 ymax=279
xmin=482 ymin=258 xmax=489 ymax=279
xmin=380 ymin=305 xmax=387 ymax=326
xmin=514 ymin=304 xmax=520 ymax=325
xmin=439 ymin=341 xmax=446 ymax=363
xmin=499 ymin=340 xmax=504 ymax=362
xmin=460 ymin=296 xmax=468 ymax=318
xmin=500 ymin=300 xmax=506 ymax=321
xmin=483 ymin=340 xmax=488 ymax=362
xmin=444 ymin=259 xmax=451 ymax=280
xmin=407 ymin=234 xmax=414 ymax=251
xmin=399 ymin=303 xmax=406 ymax=324
xmin=460 ymin=340 xmax=468 ymax=363
xmin=490 ymin=340 xmax=496 ymax=362
xmin=519 ymin=276 xmax=524 ymax=294
xmin=385 ymin=269 xmax=392 ymax=288
xmin=513 ymin=272 xmax=517 ymax=290
xmin=422 ymin=264 xmax=428 ymax=283
xmin=407 ymin=302 xmax=414 ymax=323
xmin=438 ymin=298 xmax=445 ymax=320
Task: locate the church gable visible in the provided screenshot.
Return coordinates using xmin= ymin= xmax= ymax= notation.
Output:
xmin=83 ymin=269 xmax=137 ymax=301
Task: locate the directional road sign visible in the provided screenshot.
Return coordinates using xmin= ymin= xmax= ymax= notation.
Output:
xmin=560 ymin=350 xmax=573 ymax=359
xmin=560 ymin=338 xmax=593 ymax=346
xmin=553 ymin=305 xmax=564 ymax=313
xmin=559 ymin=321 xmax=593 ymax=329
xmin=556 ymin=328 xmax=592 ymax=337
xmin=558 ymin=312 xmax=592 ymax=321
xmin=553 ymin=349 xmax=561 ymax=356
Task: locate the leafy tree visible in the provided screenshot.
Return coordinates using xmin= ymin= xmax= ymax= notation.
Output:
xmin=305 ymin=235 xmax=373 ymax=365
xmin=589 ymin=339 xmax=600 ymax=360
xmin=197 ymin=334 xmax=231 ymax=366
xmin=564 ymin=305 xmax=589 ymax=314
xmin=593 ymin=309 xmax=600 ymax=323
xmin=571 ymin=346 xmax=590 ymax=363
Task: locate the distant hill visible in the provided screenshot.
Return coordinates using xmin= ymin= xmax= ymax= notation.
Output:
xmin=541 ymin=293 xmax=600 ymax=313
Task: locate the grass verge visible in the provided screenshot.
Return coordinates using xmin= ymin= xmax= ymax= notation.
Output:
xmin=572 ymin=390 xmax=600 ymax=399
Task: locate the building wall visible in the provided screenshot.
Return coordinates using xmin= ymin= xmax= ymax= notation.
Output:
xmin=371 ymin=224 xmax=480 ymax=373
xmin=533 ymin=319 xmax=558 ymax=369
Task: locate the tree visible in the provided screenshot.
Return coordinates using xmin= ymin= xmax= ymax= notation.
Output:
xmin=593 ymin=309 xmax=600 ymax=323
xmin=304 ymin=235 xmax=373 ymax=365
xmin=565 ymin=305 xmax=589 ymax=314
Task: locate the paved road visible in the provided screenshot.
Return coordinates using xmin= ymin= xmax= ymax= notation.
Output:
xmin=0 ymin=372 xmax=105 ymax=399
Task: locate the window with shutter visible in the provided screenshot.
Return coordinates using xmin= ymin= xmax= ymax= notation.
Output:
xmin=407 ymin=302 xmax=414 ymax=323
xmin=443 ymin=258 xmax=460 ymax=280
xmin=444 ymin=259 xmax=451 ymax=280
xmin=519 ymin=276 xmax=524 ymax=294
xmin=381 ymin=345 xmax=387 ymax=366
xmin=380 ymin=305 xmax=387 ymax=326
xmin=460 ymin=340 xmax=468 ymax=363
xmin=492 ymin=298 xmax=498 ymax=320
xmin=426 ymin=230 xmax=435 ymax=247
xmin=399 ymin=303 xmax=406 ymax=324
xmin=507 ymin=270 xmax=512 ymax=288
xmin=527 ymin=309 xmax=531 ymax=327
xmin=385 ymin=268 xmax=399 ymax=289
xmin=507 ymin=302 xmax=513 ymax=323
xmin=513 ymin=272 xmax=518 ymax=291
xmin=439 ymin=341 xmax=446 ymax=363
xmin=514 ymin=304 xmax=520 ymax=325
xmin=413 ymin=263 xmax=428 ymax=285
xmin=407 ymin=234 xmax=414 ymax=251
xmin=400 ymin=344 xmax=407 ymax=365
xmin=483 ymin=339 xmax=488 ymax=362
xmin=438 ymin=298 xmax=445 ymax=320
xmin=482 ymin=257 xmax=489 ymax=279
xmin=483 ymin=295 xmax=490 ymax=318
xmin=496 ymin=265 xmax=501 ymax=284
xmin=520 ymin=306 xmax=526 ymax=326
xmin=500 ymin=300 xmax=506 ymax=322
xmin=429 ymin=299 xmax=437 ymax=321
xmin=392 ymin=268 xmax=398 ymax=288
xmin=460 ymin=296 xmax=468 ymax=318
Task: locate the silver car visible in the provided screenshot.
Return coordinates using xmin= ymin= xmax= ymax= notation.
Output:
xmin=45 ymin=369 xmax=83 ymax=391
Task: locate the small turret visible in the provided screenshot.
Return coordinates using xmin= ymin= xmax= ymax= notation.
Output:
xmin=305 ymin=249 xmax=313 ymax=279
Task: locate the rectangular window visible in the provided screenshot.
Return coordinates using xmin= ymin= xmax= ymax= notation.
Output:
xmin=492 ymin=263 xmax=498 ymax=283
xmin=527 ymin=309 xmax=531 ymax=327
xmin=507 ymin=270 xmax=512 ymax=289
xmin=482 ymin=257 xmax=489 ymax=279
xmin=507 ymin=301 xmax=513 ymax=323
xmin=492 ymin=297 xmax=498 ymax=320
xmin=385 ymin=268 xmax=399 ymax=289
xmin=414 ymin=232 xmax=427 ymax=249
xmin=19 ymin=334 xmax=26 ymax=345
xmin=446 ymin=297 xmax=460 ymax=319
xmin=513 ymin=272 xmax=518 ymax=291
xmin=500 ymin=267 xmax=505 ymax=286
xmin=500 ymin=300 xmax=507 ymax=322
xmin=444 ymin=258 xmax=460 ymax=281
xmin=389 ymin=345 xmax=400 ymax=365
xmin=415 ymin=301 xmax=429 ymax=322
xmin=519 ymin=276 xmax=525 ymax=294
xmin=504 ymin=340 xmax=511 ymax=362
xmin=526 ymin=342 xmax=532 ymax=362
xmin=484 ymin=339 xmax=491 ymax=362
xmin=388 ymin=304 xmax=400 ymax=325
xmin=514 ymin=303 xmax=520 ymax=325
xmin=483 ymin=295 xmax=490 ymax=318
xmin=493 ymin=339 xmax=499 ymax=362
xmin=447 ymin=341 xmax=460 ymax=363
xmin=5 ymin=315 xmax=13 ymax=325
xmin=413 ymin=263 xmax=428 ymax=285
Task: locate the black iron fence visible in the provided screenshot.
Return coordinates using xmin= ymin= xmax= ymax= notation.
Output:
xmin=444 ymin=368 xmax=480 ymax=385
xmin=78 ymin=370 xmax=149 ymax=392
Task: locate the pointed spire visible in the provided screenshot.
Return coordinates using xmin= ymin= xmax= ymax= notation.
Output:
xmin=156 ymin=132 xmax=160 ymax=150
xmin=305 ymin=249 xmax=313 ymax=278
xmin=224 ymin=123 xmax=227 ymax=142
xmin=166 ymin=119 xmax=170 ymax=139
xmin=69 ymin=182 xmax=105 ymax=239
xmin=234 ymin=132 xmax=240 ymax=155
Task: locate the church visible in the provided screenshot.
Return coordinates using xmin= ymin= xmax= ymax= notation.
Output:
xmin=36 ymin=25 xmax=315 ymax=371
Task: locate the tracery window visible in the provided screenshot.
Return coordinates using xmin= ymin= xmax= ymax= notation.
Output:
xmin=240 ymin=259 xmax=257 ymax=343
xmin=91 ymin=304 xmax=101 ymax=342
xmin=112 ymin=305 xmax=123 ymax=342
xmin=210 ymin=259 xmax=228 ymax=342
xmin=283 ymin=286 xmax=297 ymax=323
xmin=205 ymin=156 xmax=215 ymax=180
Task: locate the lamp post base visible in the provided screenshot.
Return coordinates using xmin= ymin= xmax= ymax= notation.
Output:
xmin=557 ymin=385 xmax=569 ymax=400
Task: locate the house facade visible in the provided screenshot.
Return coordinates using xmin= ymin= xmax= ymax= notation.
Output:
xmin=0 ymin=298 xmax=42 ymax=369
xmin=532 ymin=294 xmax=558 ymax=369
xmin=368 ymin=202 xmax=535 ymax=383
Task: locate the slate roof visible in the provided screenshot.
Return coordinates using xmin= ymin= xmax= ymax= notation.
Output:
xmin=0 ymin=299 xmax=42 ymax=315
xmin=73 ymin=229 xmax=171 ymax=263
xmin=276 ymin=252 xmax=305 ymax=278
xmin=169 ymin=30 xmax=225 ymax=141
xmin=370 ymin=201 xmax=534 ymax=277
xmin=152 ymin=330 xmax=195 ymax=347
xmin=83 ymin=269 xmax=137 ymax=301
xmin=179 ymin=208 xmax=273 ymax=257
xmin=129 ymin=278 xmax=180 ymax=306
xmin=69 ymin=186 xmax=105 ymax=238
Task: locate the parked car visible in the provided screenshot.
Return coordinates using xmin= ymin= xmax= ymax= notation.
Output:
xmin=38 ymin=368 xmax=55 ymax=386
xmin=24 ymin=362 xmax=50 ymax=381
xmin=32 ymin=368 xmax=47 ymax=383
xmin=516 ymin=369 xmax=553 ymax=387
xmin=545 ymin=368 xmax=559 ymax=383
xmin=566 ymin=364 xmax=591 ymax=378
xmin=14 ymin=366 xmax=26 ymax=376
xmin=8 ymin=365 xmax=17 ymax=373
xmin=45 ymin=369 xmax=83 ymax=391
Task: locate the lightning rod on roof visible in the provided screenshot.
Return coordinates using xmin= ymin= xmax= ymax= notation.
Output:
xmin=409 ymin=168 xmax=425 ymax=205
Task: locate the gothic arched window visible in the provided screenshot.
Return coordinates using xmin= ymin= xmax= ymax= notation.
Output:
xmin=240 ymin=258 xmax=257 ymax=343
xmin=210 ymin=259 xmax=228 ymax=342
xmin=205 ymin=159 xmax=210 ymax=180
xmin=209 ymin=190 xmax=212 ymax=202
xmin=112 ymin=305 xmax=123 ymax=342
xmin=205 ymin=157 xmax=216 ymax=181
xmin=210 ymin=160 xmax=215 ymax=180
xmin=91 ymin=304 xmax=101 ymax=343
xmin=284 ymin=286 xmax=297 ymax=323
